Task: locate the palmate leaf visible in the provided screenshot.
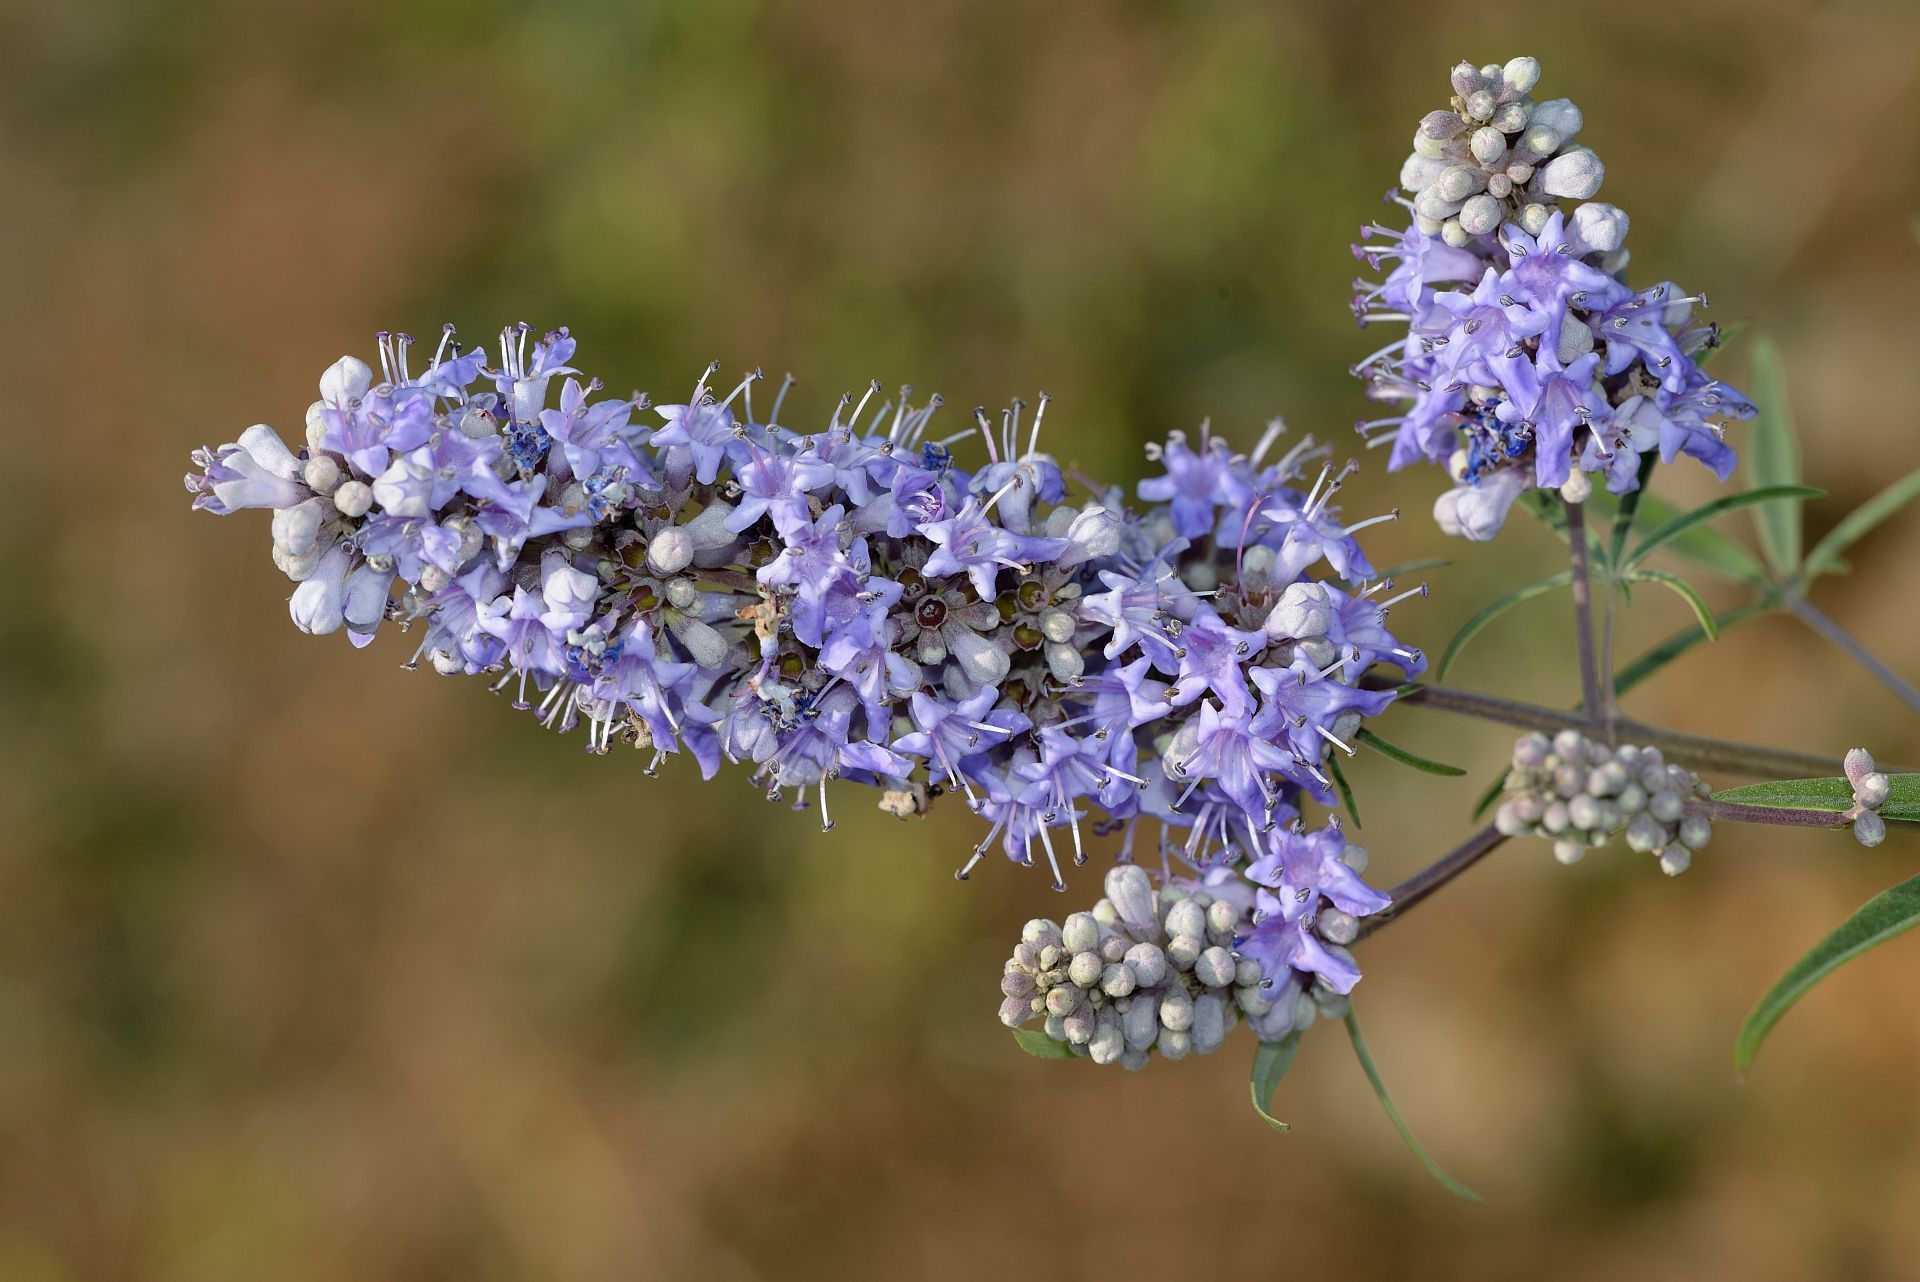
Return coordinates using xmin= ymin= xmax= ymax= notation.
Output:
xmin=1435 ymin=570 xmax=1574 ymax=682
xmin=1250 ymin=1033 xmax=1304 ymax=1132
xmin=1801 ymin=465 xmax=1920 ymax=582
xmin=1354 ymin=727 xmax=1467 ymax=777
xmin=1012 ymin=1029 xmax=1077 ymax=1060
xmin=1627 ymin=486 xmax=1824 ymax=571
xmin=1736 ymin=874 xmax=1920 ymax=1073
xmin=1713 ymin=775 xmax=1920 ymax=824
xmin=1745 ymin=335 xmax=1804 ymax=577
xmin=1344 ymin=1010 xmax=1481 ymax=1202
xmin=1623 ymin=569 xmax=1718 ymax=640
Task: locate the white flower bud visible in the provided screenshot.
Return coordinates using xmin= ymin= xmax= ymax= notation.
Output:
xmin=998 ymin=996 xmax=1032 ymax=1028
xmin=1470 ymin=127 xmax=1507 ymax=168
xmin=1158 ymin=1029 xmax=1193 ymax=1062
xmin=1514 ymin=732 xmax=1551 ymax=767
xmin=1414 ymin=187 xmax=1465 ymax=221
xmin=1164 ymin=897 xmax=1206 ymax=940
xmin=303 ymin=454 xmax=341 ymax=494
xmin=1159 ymin=987 xmax=1194 ymax=1032
xmin=1061 ymin=912 xmax=1100 ymax=955
xmin=1167 ymin=934 xmax=1203 ymax=972
xmin=1495 ymin=801 xmax=1528 ymax=836
xmin=1519 ymin=124 xmax=1563 ymax=159
xmin=1518 ymin=203 xmax=1552 ymax=235
xmin=1195 ymin=947 xmax=1236 ymax=988
xmin=332 ymin=479 xmax=373 ymax=518
xmin=647 ymin=527 xmax=695 ymax=575
xmin=1340 ymin=842 xmax=1369 ymax=873
xmin=1068 ymin=951 xmax=1103 ymax=988
xmin=1192 ymin=994 xmax=1229 ymax=1054
xmin=271 ymin=497 xmax=327 ymax=558
xmin=1491 ymin=100 xmax=1533 ymax=133
xmin=1844 ymin=748 xmax=1877 ymax=788
xmin=1502 ymin=56 xmax=1542 ymax=96
xmin=1063 ymin=1002 xmax=1097 ymax=1045
xmin=1529 ymin=98 xmax=1584 ymax=140
xmin=1569 ymin=794 xmax=1604 ymax=831
xmin=1458 ymin=194 xmax=1503 ymax=236
xmin=1123 ymin=995 xmax=1160 ymax=1049
xmin=1089 ymin=1009 xmax=1125 ymax=1064
xmin=1022 ymin=919 xmax=1062 ymax=948
xmin=669 ymin=615 xmax=729 ymax=669
xmin=1568 ymin=202 xmax=1630 ymax=255
xmin=1265 ymin=581 xmax=1332 ymax=641
xmin=1553 ymin=838 xmax=1585 ymax=865
xmin=1485 ymin=173 xmax=1513 ymax=199
xmin=1420 ymin=110 xmax=1467 ymax=140
xmin=305 ymin=401 xmax=330 ymax=452
xmin=1658 ymin=845 xmax=1692 ymax=876
xmin=1464 ymin=89 xmax=1496 ymax=122
xmin=419 ymin=564 xmax=451 ymax=594
xmin=1558 ymin=469 xmax=1594 ymax=504
xmin=1434 ymin=165 xmax=1482 ymax=202
xmin=1540 ymin=148 xmax=1605 ymax=200
xmin=1100 ymin=962 xmax=1136 ymax=998
xmin=1103 ymin=866 xmax=1157 ymax=933
xmin=1625 ymin=813 xmax=1665 ymax=853
xmin=1451 ymin=61 xmax=1485 ymax=98
xmin=1857 ymin=772 xmax=1891 ymax=809
xmin=1440 ymin=218 xmax=1471 ymax=248
xmin=1678 ymin=815 xmax=1713 ymax=851
xmin=1648 ymin=790 xmax=1685 ymax=823
xmin=319 ymin=355 xmax=373 ymax=406
xmin=1853 ymin=811 xmax=1887 ymax=848
xmin=1124 ymin=942 xmax=1168 ymax=988
xmin=1045 ymin=986 xmax=1079 ymax=1018
xmin=1318 ymin=908 xmax=1359 ymax=945
xmin=1206 ymin=898 xmax=1239 ymax=941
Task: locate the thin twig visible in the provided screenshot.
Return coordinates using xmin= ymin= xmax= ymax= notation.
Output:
xmin=1380 ymin=680 xmax=1847 ymax=779
xmin=1786 ymin=593 xmax=1920 ymax=717
xmin=1687 ymin=796 xmax=1851 ymax=830
xmin=1356 ymin=824 xmax=1508 ymax=941
xmin=1564 ymin=498 xmax=1606 ymax=729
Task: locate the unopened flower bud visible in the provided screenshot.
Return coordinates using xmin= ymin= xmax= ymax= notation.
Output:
xmin=1063 ymin=1001 xmax=1097 ymax=1045
xmin=1195 ymin=947 xmax=1236 ymax=988
xmin=1853 ymin=811 xmax=1887 ymax=848
xmin=1502 ymin=56 xmax=1541 ymax=96
xmin=1124 ymin=942 xmax=1168 ymax=988
xmin=333 ymin=479 xmax=373 ymax=518
xmin=1554 ymin=838 xmax=1585 ymax=865
xmin=1540 ymin=148 xmax=1605 ymax=200
xmin=1658 ymin=845 xmax=1692 ymax=876
xmin=1068 ymin=951 xmax=1103 ymax=988
xmin=647 ymin=527 xmax=695 ymax=575
xmin=1164 ymin=897 xmax=1206 ymax=941
xmin=1857 ymin=772 xmax=1891 ymax=809
xmin=1045 ymin=986 xmax=1079 ymax=1018
xmin=1677 ymin=814 xmax=1713 ymax=851
xmin=1159 ymin=987 xmax=1194 ymax=1032
xmin=303 ymin=454 xmax=341 ymax=494
xmin=1100 ymin=962 xmax=1136 ymax=998
xmin=1458 ymin=193 xmax=1503 ymax=237
xmin=1167 ymin=934 xmax=1204 ymax=972
xmin=1844 ymin=748 xmax=1877 ymax=788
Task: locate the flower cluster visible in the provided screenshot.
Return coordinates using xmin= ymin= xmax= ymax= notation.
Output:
xmin=1351 ymin=56 xmax=1755 ymax=540
xmin=187 ymin=326 xmax=1421 ymax=921
xmin=1494 ymin=730 xmax=1711 ymax=874
xmin=1844 ymin=749 xmax=1893 ymax=847
xmin=1000 ymin=845 xmax=1384 ymax=1066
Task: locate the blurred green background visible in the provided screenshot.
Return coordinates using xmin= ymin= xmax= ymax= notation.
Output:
xmin=6 ymin=0 xmax=1920 ymax=1277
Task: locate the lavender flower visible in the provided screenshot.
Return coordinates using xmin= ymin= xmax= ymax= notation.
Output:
xmin=1352 ymin=57 xmax=1755 ymax=539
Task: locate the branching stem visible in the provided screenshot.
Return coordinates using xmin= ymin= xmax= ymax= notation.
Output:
xmin=1356 ymin=824 xmax=1507 ymax=941
xmin=1380 ymin=680 xmax=1845 ymax=779
xmin=1564 ymin=499 xmax=1606 ymax=730
xmin=1786 ymin=593 xmax=1920 ymax=717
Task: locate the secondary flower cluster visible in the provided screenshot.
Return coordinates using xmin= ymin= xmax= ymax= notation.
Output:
xmin=1001 ymin=842 xmax=1385 ymax=1065
xmin=186 ymin=326 xmax=1421 ymax=947
xmin=1494 ymin=730 xmax=1711 ymax=874
xmin=1351 ymin=55 xmax=1755 ymax=540
xmin=1844 ymin=749 xmax=1893 ymax=847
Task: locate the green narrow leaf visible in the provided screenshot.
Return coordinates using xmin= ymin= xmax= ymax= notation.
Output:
xmin=1802 ymin=466 xmax=1920 ymax=582
xmin=1250 ymin=1033 xmax=1303 ymax=1132
xmin=1327 ymin=751 xmax=1361 ymax=829
xmin=1355 ymin=727 xmax=1467 ymax=777
xmin=1714 ymin=775 xmax=1920 ymax=824
xmin=1627 ymin=486 xmax=1825 ymax=570
xmin=1471 ymin=767 xmax=1510 ymax=821
xmin=1343 ymin=1010 xmax=1482 ymax=1203
xmin=1613 ymin=596 xmax=1777 ymax=695
xmin=1619 ymin=493 xmax=1769 ymax=584
xmin=1435 ymin=571 xmax=1574 ymax=682
xmin=1607 ymin=453 xmax=1660 ymax=569
xmin=1736 ymin=874 xmax=1920 ymax=1073
xmin=1745 ymin=335 xmax=1804 ymax=577
xmin=1624 ymin=569 xmax=1719 ymax=640
xmin=1012 ymin=1029 xmax=1078 ymax=1060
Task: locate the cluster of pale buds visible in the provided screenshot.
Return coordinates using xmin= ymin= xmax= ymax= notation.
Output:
xmin=1844 ymin=749 xmax=1893 ymax=847
xmin=1495 ymin=730 xmax=1711 ymax=874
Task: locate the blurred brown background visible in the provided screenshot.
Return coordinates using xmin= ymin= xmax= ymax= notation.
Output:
xmin=5 ymin=0 xmax=1920 ymax=1278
